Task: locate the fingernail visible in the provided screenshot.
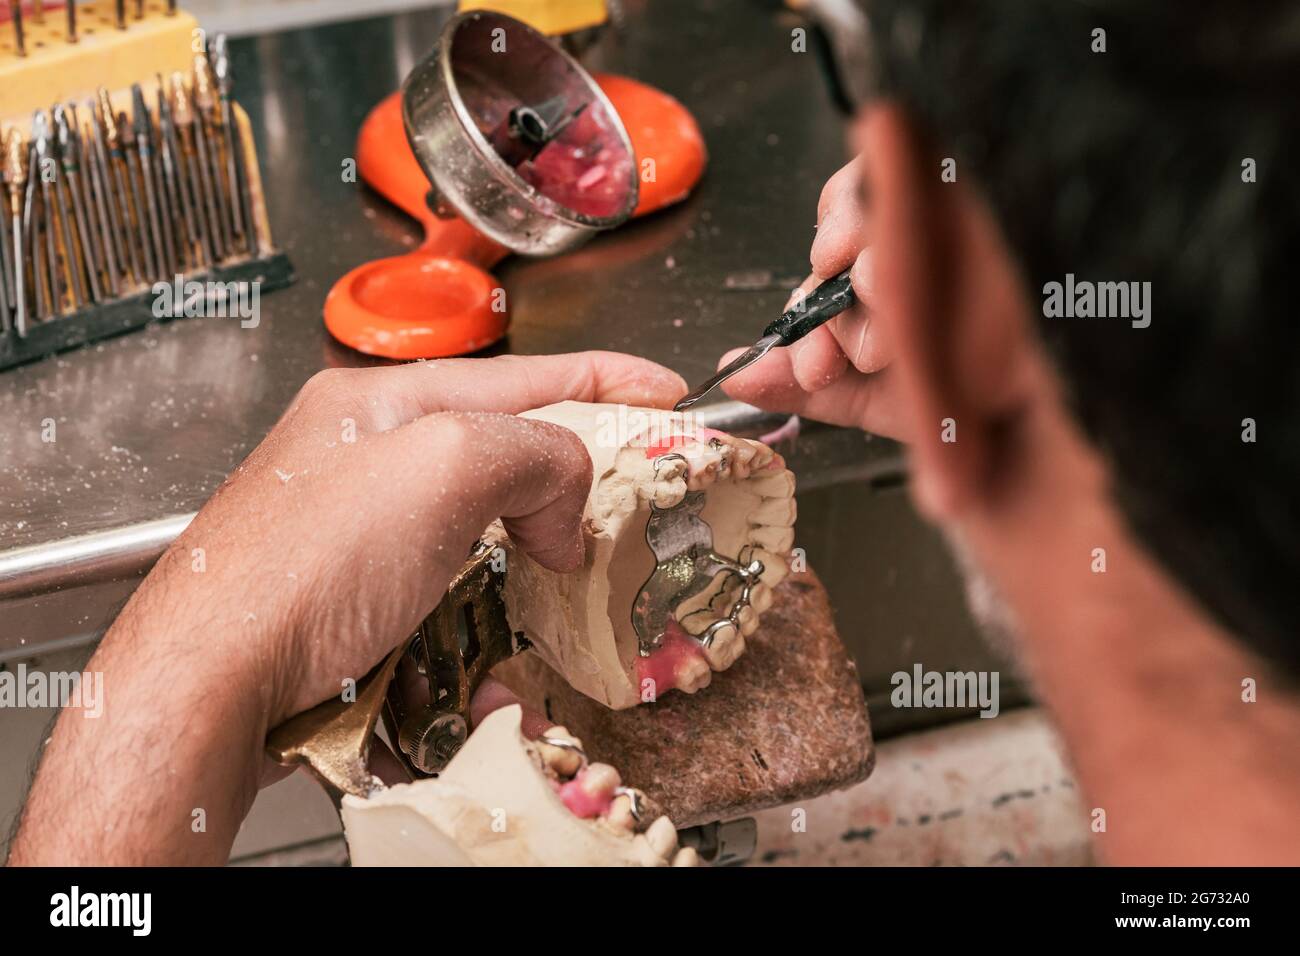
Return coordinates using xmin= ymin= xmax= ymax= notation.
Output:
xmin=852 ymin=250 xmax=874 ymax=297
xmin=791 ymin=339 xmax=813 ymax=385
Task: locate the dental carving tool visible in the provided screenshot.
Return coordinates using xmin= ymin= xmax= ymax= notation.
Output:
xmin=2 ymin=130 xmax=23 ymax=333
xmin=86 ymin=100 xmax=126 ymax=293
xmin=146 ymin=97 xmax=178 ymax=278
xmin=211 ymin=35 xmax=246 ymax=250
xmin=156 ymin=78 xmax=192 ymax=271
xmin=71 ymin=103 xmax=118 ymax=298
xmin=674 ymin=267 xmax=857 ymax=411
xmin=191 ymin=56 xmax=230 ymax=258
xmin=170 ymin=71 xmax=213 ymax=269
xmin=131 ymin=86 xmax=167 ymax=281
xmin=162 ymin=73 xmax=205 ymax=269
xmin=52 ymin=106 xmax=95 ymax=306
xmin=26 ymin=142 xmax=51 ymax=320
xmin=33 ymin=113 xmax=66 ymax=315
xmin=118 ymin=110 xmax=156 ymax=281
xmin=97 ymin=89 xmax=144 ymax=284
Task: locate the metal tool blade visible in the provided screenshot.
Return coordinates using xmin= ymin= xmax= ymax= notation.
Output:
xmin=674 ymin=268 xmax=857 ymax=411
xmin=673 ymin=333 xmax=781 ymax=412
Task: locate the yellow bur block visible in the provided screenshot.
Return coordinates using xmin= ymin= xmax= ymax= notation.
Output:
xmin=457 ymin=0 xmax=608 ymax=36
xmin=1 ymin=2 xmax=199 ymax=123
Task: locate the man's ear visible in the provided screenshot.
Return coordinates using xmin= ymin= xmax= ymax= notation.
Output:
xmin=861 ymin=104 xmax=1038 ymax=520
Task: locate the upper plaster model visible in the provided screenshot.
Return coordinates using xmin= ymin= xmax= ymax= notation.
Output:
xmin=497 ymin=401 xmax=796 ymax=709
xmin=342 ymin=705 xmax=696 ymax=866
xmin=343 ymin=403 xmax=795 ymax=865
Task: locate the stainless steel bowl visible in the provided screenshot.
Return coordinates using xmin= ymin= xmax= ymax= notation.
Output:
xmin=401 ymin=11 xmax=639 ymax=257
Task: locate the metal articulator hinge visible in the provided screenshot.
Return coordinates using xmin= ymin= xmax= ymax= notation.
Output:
xmin=265 ymin=538 xmax=526 ymax=801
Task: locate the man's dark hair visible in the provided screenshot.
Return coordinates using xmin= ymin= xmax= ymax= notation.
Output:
xmin=865 ymin=0 xmax=1300 ymax=671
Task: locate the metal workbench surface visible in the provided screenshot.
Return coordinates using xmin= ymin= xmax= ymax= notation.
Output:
xmin=0 ymin=1 xmax=896 ymax=646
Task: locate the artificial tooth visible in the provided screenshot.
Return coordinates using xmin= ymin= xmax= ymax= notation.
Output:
xmin=645 ymin=815 xmax=679 ymax=859
xmin=537 ymin=726 xmax=585 ymax=778
xmin=749 ymin=524 xmax=795 ymax=554
xmin=733 ymin=439 xmax=758 ymax=468
xmin=751 ymin=495 xmax=797 ymax=527
xmin=578 ymin=763 xmax=622 ymax=799
xmin=682 ymin=454 xmax=722 ymax=490
xmin=685 ymin=466 xmax=719 ymax=491
xmin=672 ymin=846 xmax=700 ymax=867
xmin=643 ymin=453 xmax=686 ymax=483
xmin=749 ymin=442 xmax=775 ymax=469
xmin=675 ymin=655 xmax=713 ymax=693
xmin=713 ymin=432 xmax=746 ymax=456
xmin=606 ymin=793 xmax=637 ymax=831
xmin=645 ymin=473 xmax=687 ymax=508
xmin=750 ymin=583 xmax=774 ymax=614
xmin=749 ymin=469 xmax=795 ymax=498
xmin=701 ymin=621 xmax=745 ymax=671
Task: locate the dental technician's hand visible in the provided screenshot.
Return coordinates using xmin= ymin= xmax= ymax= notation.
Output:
xmin=719 ymin=157 xmax=908 ymax=439
xmin=10 ymin=352 xmax=685 ymax=866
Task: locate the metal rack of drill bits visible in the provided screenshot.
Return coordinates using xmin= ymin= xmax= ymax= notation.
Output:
xmin=1 ymin=24 xmax=292 ymax=370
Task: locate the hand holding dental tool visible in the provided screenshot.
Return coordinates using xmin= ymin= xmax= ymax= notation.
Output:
xmin=674 ymin=267 xmax=857 ymax=411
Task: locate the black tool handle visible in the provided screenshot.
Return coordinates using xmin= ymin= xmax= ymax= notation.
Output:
xmin=761 ymin=268 xmax=856 ymax=345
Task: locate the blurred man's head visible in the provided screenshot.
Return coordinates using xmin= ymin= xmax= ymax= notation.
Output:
xmin=856 ymin=0 xmax=1298 ymax=674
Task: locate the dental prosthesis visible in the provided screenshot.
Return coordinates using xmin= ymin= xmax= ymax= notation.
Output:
xmin=307 ymin=402 xmax=797 ymax=866
xmin=342 ymin=705 xmax=697 ymax=866
xmin=498 ymin=401 xmax=797 ymax=709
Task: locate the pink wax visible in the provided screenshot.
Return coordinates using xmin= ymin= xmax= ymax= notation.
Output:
xmin=519 ymin=108 xmax=633 ymax=219
xmin=558 ymin=769 xmax=616 ymax=818
xmin=641 ymin=426 xmax=733 ymax=460
xmin=642 ymin=429 xmax=692 ymax=459
xmin=635 ymin=618 xmax=708 ymax=700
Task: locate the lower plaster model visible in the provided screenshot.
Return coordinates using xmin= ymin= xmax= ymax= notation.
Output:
xmin=499 ymin=401 xmax=796 ymax=709
xmin=342 ymin=705 xmax=697 ymax=866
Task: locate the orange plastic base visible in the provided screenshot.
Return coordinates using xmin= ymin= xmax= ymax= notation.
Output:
xmin=324 ymin=73 xmax=707 ymax=360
